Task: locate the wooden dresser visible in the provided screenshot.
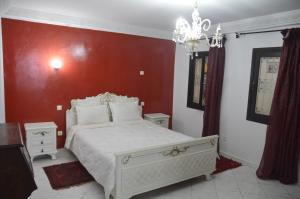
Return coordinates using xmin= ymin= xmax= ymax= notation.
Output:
xmin=0 ymin=123 xmax=37 ymax=199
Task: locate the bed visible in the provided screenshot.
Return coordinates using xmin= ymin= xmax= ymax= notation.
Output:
xmin=65 ymin=92 xmax=218 ymax=199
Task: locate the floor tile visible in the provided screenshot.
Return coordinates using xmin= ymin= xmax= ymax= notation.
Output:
xmin=232 ymin=166 xmax=258 ymax=184
xmin=242 ymin=193 xmax=268 ymax=199
xmin=191 ymin=180 xmax=218 ymax=199
xmin=133 ymin=190 xmax=165 ymax=199
xmin=215 ymin=180 xmax=239 ymax=193
xmin=281 ymin=184 xmax=300 ymax=199
xmin=192 ymin=178 xmax=216 ymax=195
xmin=164 ymin=181 xmax=191 ymax=199
xmin=238 ymin=181 xmax=265 ymax=195
xmin=261 ymin=183 xmax=291 ymax=198
xmin=216 ymin=191 xmax=243 ymax=199
xmin=29 ymin=189 xmax=58 ymax=199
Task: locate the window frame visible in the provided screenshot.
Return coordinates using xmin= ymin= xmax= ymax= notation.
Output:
xmin=246 ymin=47 xmax=282 ymax=124
xmin=187 ymin=51 xmax=209 ymax=110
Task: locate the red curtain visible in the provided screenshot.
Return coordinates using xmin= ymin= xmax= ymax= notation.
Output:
xmin=202 ymin=46 xmax=225 ymax=137
xmin=256 ymin=28 xmax=300 ymax=184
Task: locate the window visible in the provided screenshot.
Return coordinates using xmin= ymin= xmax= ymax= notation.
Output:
xmin=187 ymin=52 xmax=209 ymax=110
xmin=247 ymin=47 xmax=281 ymax=124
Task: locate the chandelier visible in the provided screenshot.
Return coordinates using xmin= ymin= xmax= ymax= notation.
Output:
xmin=173 ymin=1 xmax=223 ymax=57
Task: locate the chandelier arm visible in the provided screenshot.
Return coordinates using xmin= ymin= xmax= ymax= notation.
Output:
xmin=174 ymin=18 xmax=191 ymax=43
xmin=201 ymin=19 xmax=211 ymax=32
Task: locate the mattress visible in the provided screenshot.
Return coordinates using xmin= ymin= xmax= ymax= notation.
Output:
xmin=65 ymin=120 xmax=193 ymax=199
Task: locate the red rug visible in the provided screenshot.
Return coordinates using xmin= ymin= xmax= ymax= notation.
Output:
xmin=44 ymin=156 xmax=241 ymax=189
xmin=214 ymin=155 xmax=242 ymax=174
xmin=43 ymin=161 xmax=94 ymax=189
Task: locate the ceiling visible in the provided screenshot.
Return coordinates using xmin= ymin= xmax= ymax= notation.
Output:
xmin=7 ymin=0 xmax=300 ymax=31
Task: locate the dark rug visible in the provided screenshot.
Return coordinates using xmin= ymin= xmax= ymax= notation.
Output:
xmin=44 ymin=156 xmax=241 ymax=189
xmin=214 ymin=155 xmax=242 ymax=174
xmin=43 ymin=161 xmax=94 ymax=189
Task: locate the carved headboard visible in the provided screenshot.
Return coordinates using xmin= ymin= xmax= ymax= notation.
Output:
xmin=66 ymin=92 xmax=139 ymax=135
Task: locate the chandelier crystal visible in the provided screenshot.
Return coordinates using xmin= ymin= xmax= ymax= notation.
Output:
xmin=173 ymin=1 xmax=223 ymax=57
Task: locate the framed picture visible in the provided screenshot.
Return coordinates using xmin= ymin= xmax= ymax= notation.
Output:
xmin=187 ymin=51 xmax=209 ymax=110
xmin=246 ymin=47 xmax=281 ymax=124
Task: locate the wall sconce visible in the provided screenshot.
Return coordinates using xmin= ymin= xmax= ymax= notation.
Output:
xmin=50 ymin=58 xmax=63 ymax=70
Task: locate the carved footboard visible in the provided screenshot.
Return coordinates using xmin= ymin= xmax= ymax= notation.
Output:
xmin=114 ymin=135 xmax=218 ymax=199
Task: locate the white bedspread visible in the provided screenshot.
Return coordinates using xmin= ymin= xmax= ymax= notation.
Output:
xmin=65 ymin=120 xmax=192 ymax=199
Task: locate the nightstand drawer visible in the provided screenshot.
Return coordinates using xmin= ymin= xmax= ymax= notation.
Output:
xmin=27 ymin=129 xmax=54 ymax=139
xmin=28 ymin=145 xmax=55 ymax=155
xmin=30 ymin=138 xmax=54 ymax=146
xmin=154 ymin=119 xmax=169 ymax=128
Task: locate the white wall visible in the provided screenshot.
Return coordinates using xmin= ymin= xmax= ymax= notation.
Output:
xmin=220 ymin=32 xmax=282 ymax=166
xmin=0 ymin=0 xmax=10 ymax=122
xmin=173 ymin=31 xmax=284 ymax=167
xmin=0 ymin=18 xmax=5 ymax=123
xmin=172 ymin=41 xmax=209 ymax=138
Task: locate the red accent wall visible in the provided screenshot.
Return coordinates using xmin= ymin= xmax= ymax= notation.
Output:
xmin=2 ymin=18 xmax=175 ymax=148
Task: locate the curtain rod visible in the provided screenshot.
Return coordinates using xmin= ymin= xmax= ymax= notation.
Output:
xmin=235 ymin=29 xmax=283 ymax=38
xmin=198 ymin=35 xmax=227 ymax=40
xmin=235 ymin=22 xmax=300 ymax=38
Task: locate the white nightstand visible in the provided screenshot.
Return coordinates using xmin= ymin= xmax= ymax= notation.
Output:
xmin=25 ymin=122 xmax=57 ymax=161
xmin=144 ymin=113 xmax=170 ymax=128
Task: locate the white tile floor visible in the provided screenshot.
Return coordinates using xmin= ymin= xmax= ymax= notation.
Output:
xmin=29 ymin=149 xmax=300 ymax=199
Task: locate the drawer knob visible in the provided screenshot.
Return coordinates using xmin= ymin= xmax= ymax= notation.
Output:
xmin=41 ymin=149 xmax=44 ymax=153
xmin=41 ymin=141 xmax=44 ymax=145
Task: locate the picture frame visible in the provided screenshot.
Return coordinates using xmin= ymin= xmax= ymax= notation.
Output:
xmin=246 ymin=47 xmax=282 ymax=124
xmin=187 ymin=51 xmax=209 ymax=110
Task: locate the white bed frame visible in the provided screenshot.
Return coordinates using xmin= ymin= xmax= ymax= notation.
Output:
xmin=66 ymin=92 xmax=218 ymax=199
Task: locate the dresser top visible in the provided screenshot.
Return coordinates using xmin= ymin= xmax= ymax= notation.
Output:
xmin=0 ymin=123 xmax=23 ymax=147
xmin=144 ymin=113 xmax=170 ymax=119
xmin=24 ymin=122 xmax=57 ymax=130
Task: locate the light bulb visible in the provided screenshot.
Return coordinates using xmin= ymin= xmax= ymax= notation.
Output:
xmin=50 ymin=58 xmax=63 ymax=69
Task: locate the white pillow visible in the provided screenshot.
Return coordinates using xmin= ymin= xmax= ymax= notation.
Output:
xmin=109 ymin=102 xmax=142 ymax=123
xmin=76 ymin=105 xmax=110 ymax=125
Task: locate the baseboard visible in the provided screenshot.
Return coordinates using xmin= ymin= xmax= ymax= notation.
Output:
xmin=219 ymin=151 xmax=259 ymax=169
